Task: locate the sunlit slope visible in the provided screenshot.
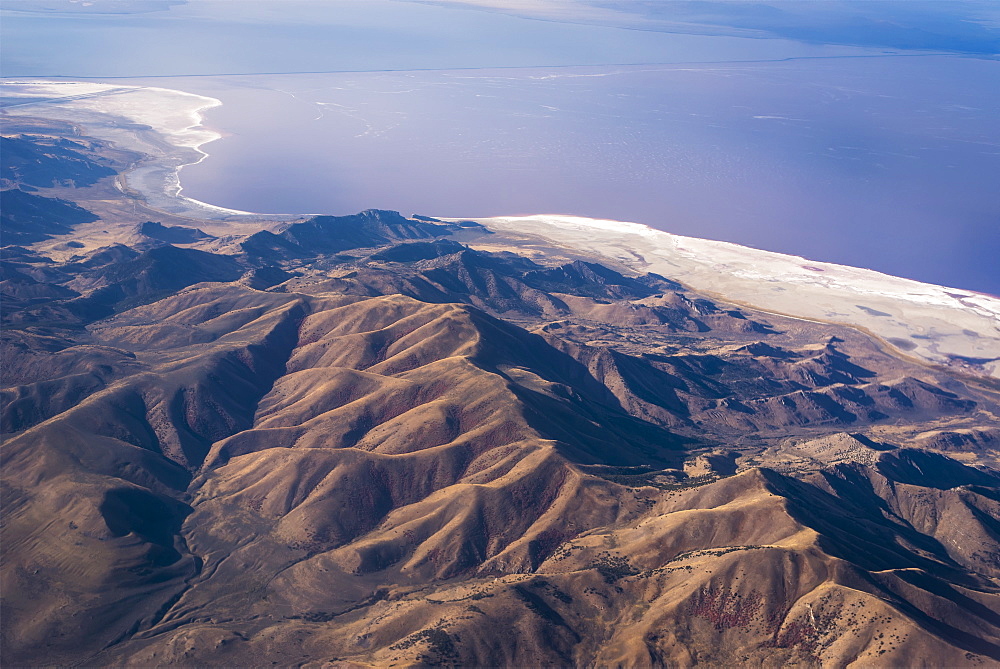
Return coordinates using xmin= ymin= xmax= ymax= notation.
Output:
xmin=3 ymin=220 xmax=999 ymax=666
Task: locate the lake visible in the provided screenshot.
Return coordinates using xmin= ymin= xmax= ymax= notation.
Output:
xmin=2 ymin=0 xmax=999 ymax=293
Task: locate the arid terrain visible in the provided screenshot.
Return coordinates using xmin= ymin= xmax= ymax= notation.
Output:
xmin=2 ymin=119 xmax=1000 ymax=667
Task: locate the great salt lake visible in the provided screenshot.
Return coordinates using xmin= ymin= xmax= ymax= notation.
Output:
xmin=2 ymin=0 xmax=999 ymax=293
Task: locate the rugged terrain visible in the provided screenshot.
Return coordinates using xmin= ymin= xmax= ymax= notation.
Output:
xmin=2 ymin=121 xmax=1000 ymax=667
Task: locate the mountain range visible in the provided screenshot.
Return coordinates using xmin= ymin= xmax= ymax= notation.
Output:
xmin=2 ymin=117 xmax=999 ymax=667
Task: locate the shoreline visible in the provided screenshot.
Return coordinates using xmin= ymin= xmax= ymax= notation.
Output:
xmin=0 ymin=79 xmax=282 ymax=220
xmin=2 ymin=79 xmax=996 ymax=378
xmin=472 ymin=214 xmax=1000 ymax=378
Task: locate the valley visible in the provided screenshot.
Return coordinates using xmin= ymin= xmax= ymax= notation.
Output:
xmin=2 ymin=118 xmax=999 ymax=666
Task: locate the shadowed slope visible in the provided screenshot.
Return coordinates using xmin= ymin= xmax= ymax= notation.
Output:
xmin=3 ymin=200 xmax=999 ymax=666
xmin=1 ymin=287 xmax=307 ymax=665
xmin=84 ymin=465 xmax=1000 ymax=668
xmin=0 ymin=189 xmax=99 ymax=245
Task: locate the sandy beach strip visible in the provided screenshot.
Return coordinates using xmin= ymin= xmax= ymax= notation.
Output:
xmin=472 ymin=214 xmax=1000 ymax=378
xmin=1 ymin=79 xmax=267 ymax=219
xmin=3 ymin=80 xmax=996 ymax=377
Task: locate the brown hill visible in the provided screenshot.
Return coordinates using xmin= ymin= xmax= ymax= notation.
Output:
xmin=2 ymin=131 xmax=999 ymax=666
xmin=3 ymin=232 xmax=998 ymax=666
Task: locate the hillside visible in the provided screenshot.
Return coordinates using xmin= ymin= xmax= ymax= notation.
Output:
xmin=2 ymin=126 xmax=999 ymax=667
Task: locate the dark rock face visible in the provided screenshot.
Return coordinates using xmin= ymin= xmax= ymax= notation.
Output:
xmin=1 ymin=135 xmax=116 ymax=188
xmin=135 ymin=221 xmax=214 ymax=244
xmin=0 ymin=189 xmax=99 ymax=244
xmin=2 ymin=134 xmax=999 ymax=667
xmin=241 ymin=209 xmax=480 ymax=259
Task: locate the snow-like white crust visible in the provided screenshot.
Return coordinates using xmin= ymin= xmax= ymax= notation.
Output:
xmin=4 ymin=82 xmax=995 ymax=376
xmin=474 ymin=215 xmax=1000 ymax=378
xmin=1 ymin=80 xmax=253 ymax=217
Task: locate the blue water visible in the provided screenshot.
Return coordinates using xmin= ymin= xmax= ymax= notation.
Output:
xmin=0 ymin=0 xmax=882 ymax=77
xmin=2 ymin=0 xmax=999 ymax=294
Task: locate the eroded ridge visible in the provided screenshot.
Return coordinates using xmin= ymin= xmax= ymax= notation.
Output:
xmin=2 ymin=129 xmax=999 ymax=667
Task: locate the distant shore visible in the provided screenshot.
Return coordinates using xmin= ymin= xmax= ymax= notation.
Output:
xmin=0 ymin=79 xmax=288 ymax=220
xmin=2 ymin=79 xmax=997 ymax=379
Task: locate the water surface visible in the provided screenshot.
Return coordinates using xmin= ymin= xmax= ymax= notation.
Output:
xmin=147 ymin=56 xmax=1000 ymax=294
xmin=2 ymin=0 xmax=998 ymax=293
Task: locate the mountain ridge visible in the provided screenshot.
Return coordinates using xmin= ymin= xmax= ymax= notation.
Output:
xmin=2 ymin=123 xmax=999 ymax=667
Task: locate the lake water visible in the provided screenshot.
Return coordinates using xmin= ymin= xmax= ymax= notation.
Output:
xmin=2 ymin=0 xmax=999 ymax=294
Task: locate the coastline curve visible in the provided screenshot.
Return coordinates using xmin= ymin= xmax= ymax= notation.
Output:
xmin=0 ymin=79 xmax=262 ymax=219
xmin=471 ymin=214 xmax=1000 ymax=379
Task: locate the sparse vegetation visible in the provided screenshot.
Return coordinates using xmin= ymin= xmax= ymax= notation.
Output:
xmin=591 ymin=552 xmax=639 ymax=583
xmin=390 ymin=626 xmax=459 ymax=665
xmin=4 ymin=127 xmax=998 ymax=668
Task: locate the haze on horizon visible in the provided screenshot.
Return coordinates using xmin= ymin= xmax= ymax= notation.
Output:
xmin=2 ymin=0 xmax=999 ymax=294
xmin=4 ymin=6 xmax=1000 ymax=665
